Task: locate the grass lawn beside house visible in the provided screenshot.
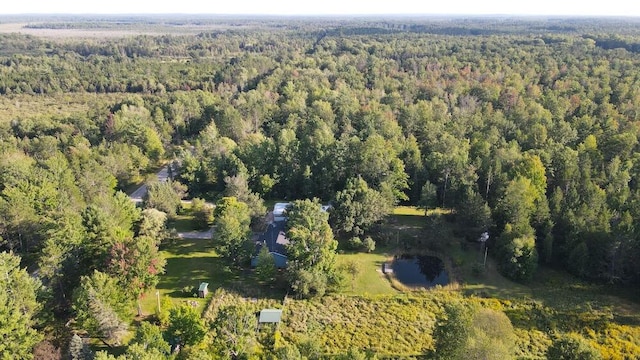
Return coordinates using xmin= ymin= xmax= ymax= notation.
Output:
xmin=139 ymin=237 xmax=227 ymax=315
xmin=336 ymin=252 xmax=397 ymax=295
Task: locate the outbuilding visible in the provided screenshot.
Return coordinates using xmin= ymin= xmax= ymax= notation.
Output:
xmin=258 ymin=309 xmax=283 ymax=324
xmin=198 ymin=282 xmax=209 ymax=298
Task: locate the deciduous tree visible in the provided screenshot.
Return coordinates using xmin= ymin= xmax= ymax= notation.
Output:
xmin=331 ymin=177 xmax=391 ymax=237
xmin=166 ymin=304 xmax=206 ymax=347
xmin=144 ymin=180 xmax=187 ymax=218
xmin=213 ymin=197 xmax=253 ymax=265
xmin=286 ymin=199 xmax=340 ymax=297
xmin=211 ymin=305 xmax=258 ymax=359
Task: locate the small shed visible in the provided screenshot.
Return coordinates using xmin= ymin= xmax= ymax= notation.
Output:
xmin=258 ymin=309 xmax=283 ymax=324
xmin=382 ymin=262 xmax=393 ymax=274
xmin=198 ymin=282 xmax=209 ymax=298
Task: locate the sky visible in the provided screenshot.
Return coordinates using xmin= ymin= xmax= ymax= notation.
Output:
xmin=1 ymin=0 xmax=639 ymax=17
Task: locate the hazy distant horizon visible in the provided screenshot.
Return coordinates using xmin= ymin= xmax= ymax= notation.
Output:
xmin=2 ymin=0 xmax=639 ymax=17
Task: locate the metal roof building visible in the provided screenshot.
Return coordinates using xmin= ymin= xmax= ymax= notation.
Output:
xmin=258 ymin=309 xmax=283 ymax=323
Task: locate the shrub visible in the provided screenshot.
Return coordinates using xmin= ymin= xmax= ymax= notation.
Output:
xmin=363 ymin=236 xmax=376 ymax=252
xmin=471 ymin=263 xmax=485 ymax=277
xmin=547 ymin=334 xmax=602 ymax=360
xmin=182 ymin=286 xmax=194 ymax=297
xmin=347 ymin=237 xmax=363 ymax=250
xmin=191 ymin=197 xmax=213 ymax=229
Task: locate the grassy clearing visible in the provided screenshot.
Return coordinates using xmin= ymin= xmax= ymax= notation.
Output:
xmin=140 ymin=235 xmax=286 ymax=316
xmin=336 ymin=252 xmax=397 ymax=295
xmin=451 ymin=238 xmax=640 ymax=320
xmin=0 ymin=93 xmax=126 ymax=123
xmin=166 ymin=213 xmax=196 ymax=233
xmin=384 ymin=205 xmax=640 ymax=356
xmin=280 ymin=291 xmax=464 ymax=356
xmin=389 ymin=206 xmax=427 ymax=227
xmin=393 ymin=206 xmax=426 ymax=216
xmin=139 ymin=237 xmax=227 ymax=315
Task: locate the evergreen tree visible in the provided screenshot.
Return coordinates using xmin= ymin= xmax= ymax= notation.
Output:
xmin=255 ymin=245 xmax=277 ymax=282
xmin=68 ymin=334 xmax=93 ymax=360
xmin=72 ymin=271 xmax=130 ymax=345
xmin=0 ymin=252 xmax=43 ymax=360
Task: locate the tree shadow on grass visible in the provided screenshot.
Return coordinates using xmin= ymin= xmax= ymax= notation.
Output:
xmin=162 ymin=239 xmax=214 ymax=256
xmin=159 ymin=254 xmax=287 ymax=302
xmin=158 ymin=255 xmax=230 ymax=290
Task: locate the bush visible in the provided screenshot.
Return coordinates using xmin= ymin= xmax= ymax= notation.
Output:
xmin=182 ymin=286 xmax=194 ymax=297
xmin=345 ymin=236 xmax=376 ymax=252
xmin=156 ymin=296 xmax=173 ymax=327
xmin=547 ymin=334 xmax=602 ymax=360
xmin=472 ymin=263 xmax=485 ymax=277
xmin=363 ymin=236 xmax=376 ymax=253
xmin=191 ymin=197 xmax=213 ymax=230
xmin=347 ymin=237 xmax=363 ymax=250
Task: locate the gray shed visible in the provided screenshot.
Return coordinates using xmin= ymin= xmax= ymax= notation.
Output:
xmin=258 ymin=309 xmax=283 ymax=323
xmin=198 ymin=282 xmax=209 ymax=298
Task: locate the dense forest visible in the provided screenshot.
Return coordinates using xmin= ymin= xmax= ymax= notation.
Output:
xmin=0 ymin=15 xmax=640 ymax=359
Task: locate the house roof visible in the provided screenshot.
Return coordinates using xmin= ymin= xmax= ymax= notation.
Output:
xmin=262 ymin=221 xmax=288 ymax=255
xmin=259 ymin=309 xmax=283 ymax=323
xmin=250 ymin=251 xmax=288 ymax=268
xmin=198 ymin=282 xmax=209 ymax=291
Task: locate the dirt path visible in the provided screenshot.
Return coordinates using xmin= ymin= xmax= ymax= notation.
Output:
xmin=177 ymin=227 xmax=214 ymax=239
xmin=129 ymin=166 xmax=171 ymax=203
xmin=128 ymin=165 xmax=216 ymax=239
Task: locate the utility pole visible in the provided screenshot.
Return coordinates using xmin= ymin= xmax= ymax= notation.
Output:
xmin=479 ymin=232 xmax=489 ymax=268
xmin=483 ymin=246 xmax=488 ymax=268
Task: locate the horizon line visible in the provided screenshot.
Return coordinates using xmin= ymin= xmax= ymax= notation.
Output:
xmin=2 ymin=13 xmax=640 ymax=18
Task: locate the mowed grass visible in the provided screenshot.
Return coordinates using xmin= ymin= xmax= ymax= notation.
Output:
xmin=390 ymin=206 xmax=426 ymax=227
xmin=390 ymin=206 xmax=452 ymax=227
xmin=140 ymin=237 xmax=229 ymax=315
xmin=336 ymin=252 xmax=397 ymax=295
xmin=166 ymin=213 xmax=197 ymax=233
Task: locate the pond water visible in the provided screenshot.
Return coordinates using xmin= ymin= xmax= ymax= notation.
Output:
xmin=392 ymin=255 xmax=449 ymax=287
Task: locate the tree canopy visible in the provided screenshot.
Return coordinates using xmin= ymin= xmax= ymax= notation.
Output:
xmin=0 ymin=252 xmax=42 ymax=360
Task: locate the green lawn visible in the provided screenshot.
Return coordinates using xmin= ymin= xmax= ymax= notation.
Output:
xmin=140 ymin=237 xmax=229 ymax=315
xmin=139 ymin=236 xmax=286 ymax=316
xmin=336 ymin=252 xmax=397 ymax=295
xmin=166 ymin=213 xmax=196 ymax=233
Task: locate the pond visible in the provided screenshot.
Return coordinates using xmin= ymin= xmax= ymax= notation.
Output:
xmin=392 ymin=254 xmax=449 ymax=288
